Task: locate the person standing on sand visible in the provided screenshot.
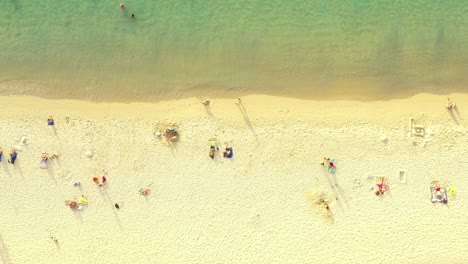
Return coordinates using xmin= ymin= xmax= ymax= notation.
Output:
xmin=8 ymin=149 xmax=17 ymax=164
xmin=0 ymin=147 xmax=3 ymax=162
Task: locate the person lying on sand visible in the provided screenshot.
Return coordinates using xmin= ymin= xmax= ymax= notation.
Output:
xmin=65 ymin=200 xmax=79 ymax=210
xmin=209 ymin=138 xmax=218 ymax=159
xmin=164 ymin=128 xmax=179 ymax=141
xmin=48 ymin=153 xmax=58 ymax=160
xmin=40 ymin=153 xmax=49 ymax=169
xmin=8 ymin=149 xmax=17 ymax=165
xmin=320 ymin=199 xmax=330 ymax=210
xmin=375 ymin=178 xmax=388 ymax=195
xmin=223 ymin=144 xmax=233 ymax=158
xmin=139 ymin=188 xmax=151 ymax=195
xmin=209 ymin=148 xmax=216 ymax=159
xmin=93 ymin=174 xmax=107 ymax=187
xmin=65 ymin=195 xmax=88 ymax=210
xmin=47 ymin=116 xmax=54 ymax=126
xmin=320 ymin=157 xmax=332 ymax=167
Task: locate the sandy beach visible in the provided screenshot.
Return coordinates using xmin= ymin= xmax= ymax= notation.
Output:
xmin=0 ymin=94 xmax=467 ymax=263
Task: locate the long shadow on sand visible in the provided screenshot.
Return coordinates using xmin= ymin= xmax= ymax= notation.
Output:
xmin=12 ymin=160 xmax=24 ymax=179
xmin=51 ymin=126 xmax=59 ymax=139
xmin=0 ymin=234 xmax=12 ymax=264
xmin=237 ymin=103 xmax=259 ymax=145
xmin=447 ymin=109 xmax=460 ymax=125
xmin=99 ymin=184 xmax=123 ymax=230
xmin=1 ymin=160 xmax=12 ymax=177
xmin=46 ymin=163 xmax=58 ymax=185
xmin=322 ymin=168 xmax=348 ymax=212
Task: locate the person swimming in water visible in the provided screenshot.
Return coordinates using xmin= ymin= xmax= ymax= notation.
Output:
xmin=131 ymin=13 xmax=135 ymax=19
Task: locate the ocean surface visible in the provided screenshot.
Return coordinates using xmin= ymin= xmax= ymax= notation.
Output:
xmin=1 ymin=0 xmax=467 ymax=102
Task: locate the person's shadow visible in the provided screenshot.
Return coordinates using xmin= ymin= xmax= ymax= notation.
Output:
xmin=0 ymin=234 xmax=12 ymax=264
xmin=237 ymin=103 xmax=259 ymax=145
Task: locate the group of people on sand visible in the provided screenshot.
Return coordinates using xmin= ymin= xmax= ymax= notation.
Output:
xmin=208 ymin=138 xmax=233 ymax=159
xmin=65 ymin=195 xmax=88 ymax=211
xmin=320 ymin=157 xmax=389 ymax=196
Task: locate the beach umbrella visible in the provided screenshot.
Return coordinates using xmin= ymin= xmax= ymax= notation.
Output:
xmin=448 ymin=187 xmax=457 ymax=196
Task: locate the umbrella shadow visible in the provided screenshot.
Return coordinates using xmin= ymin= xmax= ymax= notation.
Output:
xmin=0 ymin=234 xmax=12 ymax=264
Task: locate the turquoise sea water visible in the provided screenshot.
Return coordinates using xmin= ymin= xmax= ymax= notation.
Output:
xmin=1 ymin=0 xmax=467 ymax=101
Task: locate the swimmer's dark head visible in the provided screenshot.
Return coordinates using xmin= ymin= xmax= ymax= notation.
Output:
xmin=131 ymin=13 xmax=135 ymax=18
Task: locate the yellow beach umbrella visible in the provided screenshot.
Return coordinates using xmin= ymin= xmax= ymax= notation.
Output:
xmin=448 ymin=187 xmax=457 ymax=196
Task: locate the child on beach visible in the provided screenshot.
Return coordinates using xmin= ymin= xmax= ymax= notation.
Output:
xmin=47 ymin=116 xmax=54 ymax=126
xmin=8 ymin=149 xmax=17 ymax=164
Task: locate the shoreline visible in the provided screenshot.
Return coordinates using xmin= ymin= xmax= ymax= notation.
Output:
xmin=0 ymin=93 xmax=467 ymax=263
xmin=2 ymin=79 xmax=468 ymax=104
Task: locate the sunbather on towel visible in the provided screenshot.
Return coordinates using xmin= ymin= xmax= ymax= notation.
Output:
xmin=223 ymin=144 xmax=233 ymax=158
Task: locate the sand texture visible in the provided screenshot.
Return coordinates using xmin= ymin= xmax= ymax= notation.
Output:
xmin=0 ymin=94 xmax=467 ymax=263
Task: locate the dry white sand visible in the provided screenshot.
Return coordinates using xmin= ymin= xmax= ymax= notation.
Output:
xmin=0 ymin=94 xmax=467 ymax=264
